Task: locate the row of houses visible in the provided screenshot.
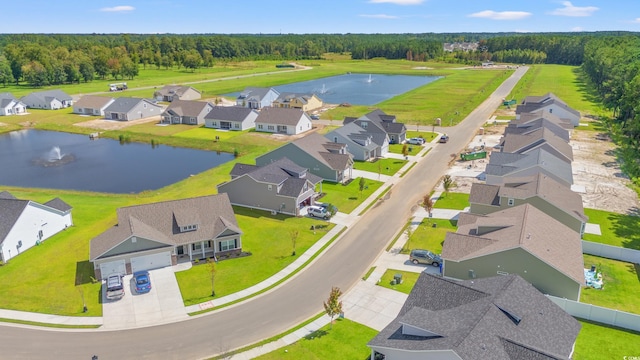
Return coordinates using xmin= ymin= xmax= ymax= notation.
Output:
xmin=0 ymin=90 xmax=73 ymax=115
xmin=368 ymin=93 xmax=586 ymax=360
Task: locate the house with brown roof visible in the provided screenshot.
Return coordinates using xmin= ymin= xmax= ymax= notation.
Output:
xmin=89 ymin=194 xmax=242 ymax=279
xmin=499 ymin=126 xmax=573 ymax=163
xmin=515 ymin=93 xmax=581 ymax=126
xmin=0 ymin=191 xmax=73 ymax=263
xmin=442 ymin=203 xmax=584 ymax=301
xmin=73 ymin=95 xmax=115 ymax=116
xmin=255 ymin=133 xmax=353 ymax=183
xmin=153 ymin=85 xmax=201 ymax=102
xmin=204 ymin=106 xmax=259 ymax=131
xmin=272 ymin=92 xmax=323 ymax=112
xmin=368 ymin=273 xmax=581 ymax=360
xmin=254 ymin=107 xmax=313 ymax=135
xmin=469 ymin=173 xmax=588 ymax=235
xmin=217 ymin=157 xmax=322 ymax=216
xmin=160 ymin=100 xmax=213 ymax=125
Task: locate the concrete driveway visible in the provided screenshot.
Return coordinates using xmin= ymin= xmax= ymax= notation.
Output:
xmin=101 ymin=267 xmax=187 ymax=330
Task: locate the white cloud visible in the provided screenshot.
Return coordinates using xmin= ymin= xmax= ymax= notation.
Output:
xmin=100 ymin=5 xmax=135 ymax=12
xmin=368 ymin=0 xmax=424 ymax=5
xmin=359 ymin=14 xmax=399 ymax=19
xmin=633 ymin=18 xmax=640 ymax=23
xmin=468 ymin=10 xmax=532 ymax=20
xmin=550 ymin=1 xmax=598 ymax=17
xmin=571 ymin=26 xmax=584 ymax=31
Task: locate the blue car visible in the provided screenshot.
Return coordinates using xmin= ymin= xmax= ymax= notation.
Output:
xmin=133 ymin=271 xmax=152 ymax=294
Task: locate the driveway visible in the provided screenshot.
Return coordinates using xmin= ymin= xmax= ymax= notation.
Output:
xmin=101 ymin=267 xmax=187 ymax=330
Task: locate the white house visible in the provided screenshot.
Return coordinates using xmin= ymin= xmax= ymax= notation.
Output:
xmin=515 ymin=93 xmax=581 ymax=126
xmin=0 ymin=191 xmax=73 ymax=263
xmin=21 ymin=89 xmax=73 ymax=110
xmin=204 ymin=106 xmax=259 ymax=130
xmin=0 ymin=93 xmax=27 ymax=116
xmin=254 ymin=107 xmax=313 ymax=135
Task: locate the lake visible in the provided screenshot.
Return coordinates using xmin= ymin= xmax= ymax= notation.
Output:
xmin=0 ymin=130 xmax=234 ymax=193
xmin=229 ymin=73 xmax=442 ymax=105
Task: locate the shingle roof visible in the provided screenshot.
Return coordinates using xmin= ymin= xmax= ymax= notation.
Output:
xmin=469 ymin=183 xmax=501 ymax=205
xmin=22 ymin=89 xmax=72 ymax=102
xmin=486 ymin=149 xmax=573 ymax=185
xmin=230 ymin=157 xmax=322 ymax=198
xmin=255 ymin=107 xmax=306 ymax=126
xmin=1 ymin=192 xmax=71 ymax=244
xmin=43 ymin=197 xmax=72 ymax=212
xmin=511 ymin=110 xmax=573 ymax=130
xmin=516 ymin=93 xmax=580 ymax=119
xmin=237 ymin=87 xmax=278 ymax=101
xmin=442 ymin=204 xmax=585 ymax=285
xmin=0 ymin=93 xmax=18 ymax=101
xmin=274 ymin=92 xmax=316 ymax=105
xmin=162 ymin=100 xmax=210 ymax=117
xmin=104 ymin=97 xmax=160 ymax=113
xmin=73 ymin=95 xmax=114 ymax=109
xmin=90 ymin=194 xmax=241 ymax=260
xmin=291 ymin=133 xmax=353 ymax=171
xmin=327 ymin=123 xmax=378 ymax=152
xmin=204 ymin=106 xmax=257 ymax=121
xmin=369 ymin=273 xmax=581 ymax=360
xmin=154 ymin=85 xmax=200 ymax=97
xmin=501 ymin=127 xmax=573 ymax=162
xmin=505 ymin=117 xmax=570 ymax=142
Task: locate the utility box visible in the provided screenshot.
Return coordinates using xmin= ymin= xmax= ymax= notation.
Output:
xmin=478 ymin=127 xmax=484 ymax=135
xmin=394 ymin=273 xmax=403 ymax=285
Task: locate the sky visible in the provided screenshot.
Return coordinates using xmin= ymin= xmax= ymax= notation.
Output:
xmin=1 ymin=0 xmax=639 ymax=34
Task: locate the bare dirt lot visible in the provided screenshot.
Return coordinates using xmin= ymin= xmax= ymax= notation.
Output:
xmin=73 ymin=115 xmax=162 ymax=131
xmin=444 ymin=122 xmax=640 ymax=214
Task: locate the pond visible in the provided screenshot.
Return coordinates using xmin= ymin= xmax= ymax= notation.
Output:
xmin=230 ymin=73 xmax=442 ymax=105
xmin=0 ymin=130 xmax=234 ymax=193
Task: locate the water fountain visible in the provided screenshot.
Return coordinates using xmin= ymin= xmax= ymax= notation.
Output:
xmin=33 ymin=146 xmax=76 ymax=167
xmin=319 ymin=84 xmax=327 ymax=94
xmin=366 ymin=74 xmax=373 ymax=83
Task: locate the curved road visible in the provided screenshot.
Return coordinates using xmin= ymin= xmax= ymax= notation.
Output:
xmin=0 ymin=67 xmax=527 ymax=360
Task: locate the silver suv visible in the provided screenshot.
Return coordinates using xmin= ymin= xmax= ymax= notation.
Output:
xmin=307 ymin=205 xmax=330 ymax=219
xmin=106 ymin=274 xmax=125 ymax=300
xmin=409 ymin=249 xmax=442 ymax=267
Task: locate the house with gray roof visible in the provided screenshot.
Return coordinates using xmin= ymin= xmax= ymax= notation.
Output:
xmin=21 ymin=89 xmax=72 ymax=110
xmin=236 ymin=87 xmax=280 ymax=109
xmin=161 ymin=100 xmax=213 ymax=125
xmin=442 ymin=203 xmax=585 ymax=301
xmin=368 ymin=273 xmax=581 ymax=360
xmin=217 ymin=157 xmax=322 ymax=216
xmin=499 ymin=126 xmax=573 ymax=163
xmin=0 ymin=92 xmax=27 ymax=116
xmin=349 ymin=109 xmax=407 ymax=144
xmin=104 ymin=97 xmax=163 ymax=121
xmin=204 ymin=106 xmax=259 ymax=131
xmin=328 ymin=123 xmax=384 ymax=162
xmin=89 ymin=194 xmax=241 ymax=279
xmin=153 ymin=85 xmax=201 ymax=102
xmin=254 ymin=107 xmax=313 ymax=135
xmin=485 ymin=148 xmax=573 ymax=187
xmin=515 ymin=93 xmax=581 ymax=126
xmin=272 ymin=92 xmax=323 ymax=112
xmin=0 ymin=191 xmax=73 ymax=263
xmin=73 ymin=95 xmax=115 ymax=116
xmin=256 ymin=133 xmax=353 ymax=183
xmin=469 ymin=173 xmax=588 ymax=235
xmin=504 ymin=113 xmax=571 ymax=142
xmin=511 ymin=110 xmax=573 ymax=132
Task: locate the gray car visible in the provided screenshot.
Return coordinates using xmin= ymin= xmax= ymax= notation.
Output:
xmin=409 ymin=249 xmax=442 ymax=266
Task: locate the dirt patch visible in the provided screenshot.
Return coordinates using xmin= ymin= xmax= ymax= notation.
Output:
xmin=73 ymin=115 xmax=162 ymax=131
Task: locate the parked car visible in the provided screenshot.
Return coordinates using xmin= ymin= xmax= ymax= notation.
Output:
xmin=439 ymin=135 xmax=449 ymax=143
xmin=106 ymin=274 xmax=125 ymax=300
xmin=310 ymin=114 xmax=320 ymax=120
xmin=133 ymin=271 xmax=152 ymax=294
xmin=409 ymin=249 xmax=442 ymax=267
xmin=308 ymin=205 xmax=331 ymax=219
xmin=407 ymin=137 xmax=425 ymax=145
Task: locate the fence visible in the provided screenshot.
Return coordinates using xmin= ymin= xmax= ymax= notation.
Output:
xmin=582 ymin=240 xmax=640 ymax=264
xmin=547 ymin=295 xmax=640 ymax=332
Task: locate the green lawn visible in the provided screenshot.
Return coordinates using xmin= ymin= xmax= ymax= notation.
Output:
xmin=406 ymin=131 xmax=438 ymax=142
xmin=583 ymin=208 xmax=640 ymax=249
xmin=574 ymin=320 xmax=640 ymax=360
xmin=580 ymin=255 xmax=640 ymax=315
xmin=353 ymin=158 xmax=407 ymax=175
xmin=402 ymin=218 xmax=457 ymax=254
xmin=254 ymin=318 xmax=377 ymax=360
xmin=377 ymin=269 xmax=421 ymax=294
xmin=432 ymin=192 xmax=470 ymax=210
xmin=318 ymin=178 xmax=383 ymax=214
xmin=388 ymin=143 xmax=422 ymax=155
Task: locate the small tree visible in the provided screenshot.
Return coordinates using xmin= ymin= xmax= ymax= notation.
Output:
xmin=207 ymin=258 xmax=217 ymax=297
xmin=290 ymin=229 xmax=299 ymax=256
xmin=323 ymin=286 xmax=343 ymax=329
xmin=404 ymin=226 xmax=414 ymax=252
xmin=359 ymin=177 xmax=366 ymax=197
xmin=442 ymin=174 xmax=455 ymax=195
xmin=422 ymin=194 xmax=434 ymax=219
xmin=402 ymin=144 xmax=409 ymax=158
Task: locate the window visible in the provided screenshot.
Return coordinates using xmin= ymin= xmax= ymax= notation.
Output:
xmin=143 ymin=103 xmax=147 ymax=109
xmin=190 ymin=117 xmax=196 ymax=124
xmin=182 ymin=224 xmax=199 ymax=232
xmin=191 ymin=241 xmax=211 ymax=251
xmin=212 ymin=121 xmax=217 ymax=126
xmin=268 ymin=184 xmax=273 ymax=191
xmin=360 ymin=121 xmax=368 ymax=129
xmin=219 ymin=239 xmax=237 ymax=252
xmin=257 ymin=124 xmax=263 ymax=130
xmin=267 ymin=125 xmax=275 ymax=130
xmin=334 ymin=137 xmax=338 ymax=143
xmin=234 ymin=123 xmax=240 ymax=129
xmin=507 ymin=198 xmax=515 ymax=206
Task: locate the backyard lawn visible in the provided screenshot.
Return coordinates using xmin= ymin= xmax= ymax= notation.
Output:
xmin=377 ymin=269 xmax=421 ymax=294
xmin=388 ymin=143 xmax=423 ymax=155
xmin=574 ymin=320 xmax=640 ymax=359
xmin=432 ymin=192 xmax=470 ymax=210
xmin=318 ymin=178 xmax=383 ymax=214
xmin=402 ymin=218 xmax=457 ymax=254
xmin=583 ymin=208 xmax=640 ymax=249
xmin=352 ymin=158 xmax=407 ymax=176
xmin=580 ymin=254 xmax=640 ymax=315
xmin=406 ymin=131 xmax=438 ymax=142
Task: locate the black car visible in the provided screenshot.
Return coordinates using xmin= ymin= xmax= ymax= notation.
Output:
xmin=439 ymin=135 xmax=449 ymax=143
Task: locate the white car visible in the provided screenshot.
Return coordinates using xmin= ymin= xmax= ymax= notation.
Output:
xmin=407 ymin=138 xmax=425 ymax=145
xmin=308 ymin=205 xmax=330 ymax=219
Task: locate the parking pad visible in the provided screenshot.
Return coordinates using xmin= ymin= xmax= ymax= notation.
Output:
xmin=101 ymin=267 xmax=187 ymax=329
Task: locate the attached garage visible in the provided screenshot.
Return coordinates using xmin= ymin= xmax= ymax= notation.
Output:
xmin=99 ymin=259 xmax=126 ymax=278
xmin=131 ymin=251 xmax=172 ymax=273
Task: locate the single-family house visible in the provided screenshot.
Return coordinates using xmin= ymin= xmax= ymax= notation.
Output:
xmin=256 ymin=133 xmax=353 ymax=183
xmin=217 ymin=157 xmax=322 ymax=216
xmin=236 ymin=87 xmax=280 ymax=109
xmin=89 ymin=194 xmax=242 ymax=279
xmin=485 ymin=148 xmax=574 ymax=187
xmin=442 ymin=203 xmax=585 ymax=301
xmin=326 ymin=122 xmax=379 ymax=161
xmin=504 ymin=114 xmax=571 ymax=142
xmin=0 ymin=93 xmax=27 ymax=116
xmin=0 ymin=191 xmax=73 ymax=263
xmin=72 ymin=95 xmax=115 ymax=116
xmin=345 ymin=109 xmax=406 ymax=145
xmin=21 ymin=89 xmax=72 ymax=110
xmin=510 ymin=110 xmax=573 ymax=135
xmin=254 ymin=107 xmax=313 ymax=135
xmin=272 ymin=92 xmax=323 ymax=112
xmin=161 ymin=100 xmax=213 ymax=125
xmin=469 ymin=173 xmax=588 ymax=235
xmin=368 ymin=273 xmax=581 ymax=360
xmin=104 ymin=97 xmax=163 ymax=121
xmin=515 ymin=93 xmax=581 ymax=126
xmin=153 ymin=85 xmax=201 ymax=102
xmin=204 ymin=106 xmax=259 ymax=130
xmin=499 ymin=126 xmax=573 ymax=163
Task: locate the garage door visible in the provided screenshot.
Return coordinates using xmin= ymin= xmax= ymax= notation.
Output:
xmin=130 ymin=251 xmax=172 ymax=273
xmin=99 ymin=260 xmax=126 ymax=279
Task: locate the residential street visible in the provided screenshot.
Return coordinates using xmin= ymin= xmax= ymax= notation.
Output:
xmin=0 ymin=67 xmax=528 ymax=360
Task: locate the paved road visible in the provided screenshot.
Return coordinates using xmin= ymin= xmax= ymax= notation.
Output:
xmin=0 ymin=67 xmax=527 ymax=360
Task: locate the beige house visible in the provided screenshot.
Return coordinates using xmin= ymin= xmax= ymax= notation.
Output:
xmin=153 ymin=85 xmax=201 ymax=102
xmin=442 ymin=203 xmax=584 ymax=301
xmin=73 ymin=95 xmax=115 ymax=116
xmin=254 ymin=107 xmax=313 ymax=135
xmin=272 ymin=92 xmax=323 ymax=112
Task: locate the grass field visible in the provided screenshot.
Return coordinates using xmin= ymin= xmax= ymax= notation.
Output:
xmin=574 ymin=320 xmax=640 ymax=359
xmin=433 ymin=192 xmax=470 ymax=210
xmin=353 ymin=158 xmax=407 ymax=175
xmin=377 ymin=269 xmax=421 ymax=294
xmin=402 ymin=218 xmax=457 ymax=254
xmin=318 ymin=178 xmax=383 ymax=214
xmin=580 ymin=254 xmax=640 ymax=315
xmin=583 ymin=208 xmax=640 ymax=249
